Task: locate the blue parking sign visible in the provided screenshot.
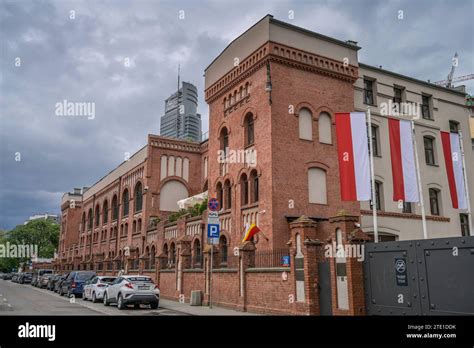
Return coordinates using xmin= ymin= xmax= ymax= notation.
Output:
xmin=207 ymin=223 xmax=220 ymax=238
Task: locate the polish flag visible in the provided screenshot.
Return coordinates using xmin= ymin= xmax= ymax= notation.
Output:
xmin=441 ymin=131 xmax=467 ymax=209
xmin=388 ymin=118 xmax=419 ymax=202
xmin=335 ymin=112 xmax=371 ymax=201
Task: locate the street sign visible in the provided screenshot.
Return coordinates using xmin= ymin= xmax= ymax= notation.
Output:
xmin=208 ymin=211 xmax=219 ymax=218
xmin=208 ymin=198 xmax=220 ymax=211
xmin=208 ymin=237 xmax=219 ymax=245
xmin=395 ymin=258 xmax=408 ymax=286
xmin=207 ymin=223 xmax=220 ymax=238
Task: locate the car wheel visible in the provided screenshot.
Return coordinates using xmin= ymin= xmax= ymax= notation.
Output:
xmin=82 ymin=292 xmax=87 ymax=301
xmin=103 ymin=293 xmax=109 ymax=306
xmin=92 ymin=292 xmax=97 ymax=303
xmin=150 ymin=302 xmax=159 ymax=310
xmin=117 ymin=294 xmax=125 ymax=310
xmin=67 ymin=290 xmax=72 ymax=298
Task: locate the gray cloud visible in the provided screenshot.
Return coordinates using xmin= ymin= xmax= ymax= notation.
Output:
xmin=1 ymin=0 xmax=472 ymax=229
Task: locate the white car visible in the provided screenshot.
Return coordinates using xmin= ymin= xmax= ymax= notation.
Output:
xmin=103 ymin=275 xmax=160 ymax=310
xmin=82 ymin=276 xmax=116 ymax=303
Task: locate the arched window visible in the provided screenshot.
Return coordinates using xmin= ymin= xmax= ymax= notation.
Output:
xmin=224 ymin=179 xmax=232 ymax=210
xmin=170 ymin=243 xmax=176 ymax=266
xmin=112 ymin=195 xmax=118 ymax=221
xmin=87 ymin=209 xmax=93 ymax=230
xmin=216 ymin=182 xmax=223 ymax=208
xmin=308 ymin=168 xmax=327 ymax=204
xmin=194 ymin=239 xmax=201 ymax=267
xmin=163 ymin=244 xmax=168 ymax=259
xmin=95 ymin=204 xmax=100 ymax=227
xmin=299 ymin=108 xmax=313 ymax=140
xmin=250 ymin=170 xmax=259 ymax=203
xmin=240 ymin=174 xmax=249 ymax=205
xmin=429 ymin=188 xmax=441 ymax=216
xmin=220 ymin=127 xmax=229 ymax=157
xmin=132 ymin=220 xmax=137 ymax=234
xmin=150 ymin=246 xmax=156 ymax=269
xmin=219 ymin=236 xmax=228 ymax=264
xmin=135 ymin=182 xmax=143 ymax=212
xmin=244 ymin=113 xmax=254 ymax=146
xmin=137 ymin=219 xmax=142 ymax=233
xmin=159 ymin=180 xmax=189 ymax=212
xmin=81 ymin=213 xmax=86 ymax=232
xmin=122 ymin=189 xmax=129 ymax=217
xmin=103 ymin=200 xmax=108 ymax=224
xmin=318 ymin=112 xmax=332 ymax=144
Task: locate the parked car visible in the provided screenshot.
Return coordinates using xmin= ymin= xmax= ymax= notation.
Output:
xmin=11 ymin=273 xmax=19 ymax=282
xmin=38 ymin=274 xmax=54 ymax=288
xmin=1 ymin=273 xmax=13 ymax=280
xmin=32 ymin=269 xmax=53 ymax=287
xmin=59 ymin=271 xmax=96 ymax=297
xmin=83 ymin=276 xmax=116 ymax=303
xmin=47 ymin=274 xmax=61 ymax=291
xmin=103 ymin=275 xmax=159 ymax=310
xmin=54 ymin=273 xmax=69 ymax=293
xmin=19 ymin=272 xmax=33 ymax=284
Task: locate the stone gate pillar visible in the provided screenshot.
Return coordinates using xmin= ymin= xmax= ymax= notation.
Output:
xmin=328 ymin=214 xmax=369 ymax=316
xmin=177 ymin=237 xmax=192 ymax=295
xmin=288 ymin=216 xmax=324 ymax=315
xmin=237 ymin=241 xmax=256 ymax=311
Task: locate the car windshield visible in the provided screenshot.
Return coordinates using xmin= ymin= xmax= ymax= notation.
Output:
xmin=76 ymin=272 xmax=95 ymax=281
xmin=101 ymin=277 xmax=116 ymax=283
xmin=128 ymin=277 xmax=153 ymax=283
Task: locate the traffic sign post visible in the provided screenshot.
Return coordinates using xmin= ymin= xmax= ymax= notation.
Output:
xmin=207 ymin=200 xmax=220 ymax=309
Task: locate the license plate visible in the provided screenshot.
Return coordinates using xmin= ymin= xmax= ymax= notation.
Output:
xmin=138 ymin=286 xmax=149 ymax=290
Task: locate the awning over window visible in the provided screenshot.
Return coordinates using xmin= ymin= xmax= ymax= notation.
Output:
xmin=177 ymin=191 xmax=208 ymax=209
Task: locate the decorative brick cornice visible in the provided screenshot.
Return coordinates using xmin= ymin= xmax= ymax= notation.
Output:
xmin=149 ymin=136 xmax=202 ymax=153
xmin=205 ymin=41 xmax=359 ymax=103
xmin=360 ymin=210 xmax=450 ymax=222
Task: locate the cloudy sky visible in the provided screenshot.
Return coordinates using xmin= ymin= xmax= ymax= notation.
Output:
xmin=0 ymin=0 xmax=473 ymax=230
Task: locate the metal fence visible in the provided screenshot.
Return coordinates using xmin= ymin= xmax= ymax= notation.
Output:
xmin=254 ymin=248 xmax=290 ymax=268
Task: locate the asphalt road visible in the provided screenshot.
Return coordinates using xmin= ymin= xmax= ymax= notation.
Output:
xmin=0 ymin=279 xmax=185 ymax=316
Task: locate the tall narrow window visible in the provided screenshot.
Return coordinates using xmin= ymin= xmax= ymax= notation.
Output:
xmin=122 ymin=189 xmax=129 ymax=217
xmin=393 ymin=87 xmax=403 ymax=104
xmin=135 ymin=182 xmax=143 ymax=212
xmin=112 ymin=195 xmax=118 ymax=221
xmin=299 ymin=108 xmax=312 ymax=140
xmin=424 ymin=136 xmax=436 ymax=165
xmin=216 ymin=183 xmax=223 ymax=209
xmin=245 ymin=113 xmax=254 ymax=146
xmin=88 ymin=209 xmax=93 ymax=230
xmin=422 ymin=95 xmax=432 ymax=120
xmin=373 ymin=181 xmax=383 ymax=211
xmin=103 ymin=200 xmax=108 ymax=224
xmin=224 ymin=180 xmax=231 ymax=210
xmin=219 ymin=236 xmax=228 ymax=264
xmin=95 ymin=205 xmax=100 ymax=227
xmin=402 ymin=202 xmax=412 ymax=214
xmin=240 ymin=174 xmax=249 ymax=205
xmin=449 ymin=120 xmax=459 ymax=133
xmin=429 ymin=188 xmax=440 ymax=216
xmin=220 ymin=128 xmax=229 ymax=157
xmin=460 ymin=213 xmax=470 ymax=236
xmin=308 ymin=168 xmax=327 ymax=204
xmin=371 ymin=125 xmax=380 ymax=156
xmin=250 ymin=170 xmax=259 ymax=203
xmin=363 ymin=79 xmax=374 ymax=105
xmin=318 ymin=113 xmax=332 ymax=144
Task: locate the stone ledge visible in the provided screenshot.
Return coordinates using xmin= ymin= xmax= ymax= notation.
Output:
xmin=246 ymin=267 xmax=290 ymax=273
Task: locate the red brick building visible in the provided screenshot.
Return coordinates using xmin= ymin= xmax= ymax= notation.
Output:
xmin=56 ymin=15 xmax=473 ymax=315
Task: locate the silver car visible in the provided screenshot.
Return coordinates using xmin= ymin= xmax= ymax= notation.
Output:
xmin=103 ymin=275 xmax=159 ymax=310
xmin=82 ymin=276 xmax=116 ymax=303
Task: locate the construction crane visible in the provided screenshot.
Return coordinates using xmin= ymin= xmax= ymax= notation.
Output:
xmin=433 ymin=52 xmax=474 ymax=87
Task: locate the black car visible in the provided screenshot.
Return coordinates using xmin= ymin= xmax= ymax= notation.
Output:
xmin=60 ymin=271 xmax=96 ymax=297
xmin=47 ymin=274 xmax=61 ymax=291
xmin=54 ymin=273 xmax=69 ymax=293
xmin=19 ymin=272 xmax=33 ymax=284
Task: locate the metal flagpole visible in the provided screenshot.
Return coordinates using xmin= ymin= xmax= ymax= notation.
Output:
xmin=458 ymin=130 xmax=473 ymax=236
xmin=366 ymin=107 xmax=379 ymax=243
xmin=411 ymin=120 xmax=428 ymax=239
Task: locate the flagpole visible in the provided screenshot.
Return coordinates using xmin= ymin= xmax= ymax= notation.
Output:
xmin=411 ymin=120 xmax=428 ymax=239
xmin=458 ymin=130 xmax=473 ymax=236
xmin=366 ymin=107 xmax=379 ymax=243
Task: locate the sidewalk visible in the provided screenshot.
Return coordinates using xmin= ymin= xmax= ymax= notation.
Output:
xmin=159 ymin=298 xmax=258 ymax=316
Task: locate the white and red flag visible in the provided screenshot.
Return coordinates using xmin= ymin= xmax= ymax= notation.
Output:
xmin=335 ymin=112 xmax=371 ymax=201
xmin=441 ymin=131 xmax=467 ymax=209
xmin=388 ymin=118 xmax=419 ymax=202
